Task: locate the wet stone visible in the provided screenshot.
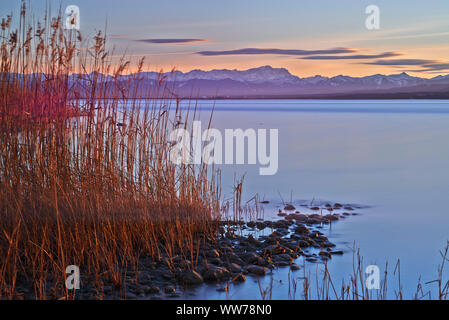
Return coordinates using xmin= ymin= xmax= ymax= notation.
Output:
xmin=331 ymin=250 xmax=344 ymax=255
xmin=246 ymin=265 xmax=267 ymax=276
xmin=179 ymin=271 xmax=204 ymax=286
xmin=229 ymin=263 xmax=242 ymax=273
xmin=203 ymin=266 xmax=231 ymax=282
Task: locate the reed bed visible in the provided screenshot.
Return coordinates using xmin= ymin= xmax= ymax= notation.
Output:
xmin=0 ymin=4 xmax=221 ymax=299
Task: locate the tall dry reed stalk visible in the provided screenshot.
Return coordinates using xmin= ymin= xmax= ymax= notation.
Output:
xmin=0 ymin=3 xmax=220 ymax=299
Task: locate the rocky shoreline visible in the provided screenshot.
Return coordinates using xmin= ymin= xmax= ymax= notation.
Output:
xmin=12 ymin=202 xmax=363 ymax=300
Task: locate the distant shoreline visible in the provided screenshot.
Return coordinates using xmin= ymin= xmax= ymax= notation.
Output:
xmin=88 ymin=93 xmax=449 ymax=100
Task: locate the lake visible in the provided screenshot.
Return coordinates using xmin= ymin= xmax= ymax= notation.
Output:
xmin=154 ymin=99 xmax=449 ymax=299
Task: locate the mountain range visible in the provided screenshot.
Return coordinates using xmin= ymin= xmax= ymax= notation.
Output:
xmin=76 ymin=65 xmax=449 ymax=99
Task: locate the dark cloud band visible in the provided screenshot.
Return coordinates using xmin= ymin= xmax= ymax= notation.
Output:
xmin=196 ymin=47 xmax=355 ymax=56
xmin=419 ymin=63 xmax=449 ymax=71
xmin=363 ymin=59 xmax=437 ymax=66
xmin=137 ymin=38 xmax=206 ymax=44
xmin=363 ymin=59 xmax=449 ymax=72
xmin=301 ymin=52 xmax=401 ymax=60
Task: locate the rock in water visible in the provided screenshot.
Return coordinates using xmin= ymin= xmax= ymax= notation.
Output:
xmin=180 ymin=270 xmax=204 ymax=285
xmin=246 ymin=265 xmax=267 ymax=276
xmin=229 ymin=263 xmax=242 ymax=273
xmin=203 ymin=266 xmax=231 ymax=282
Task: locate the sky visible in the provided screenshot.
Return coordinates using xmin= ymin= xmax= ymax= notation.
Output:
xmin=1 ymin=0 xmax=449 ymax=78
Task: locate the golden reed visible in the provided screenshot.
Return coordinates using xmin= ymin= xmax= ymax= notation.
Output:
xmin=0 ymin=3 xmax=221 ymax=299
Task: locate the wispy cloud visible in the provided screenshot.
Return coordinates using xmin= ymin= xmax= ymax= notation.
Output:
xmin=421 ymin=63 xmax=449 ymax=71
xmin=364 ymin=59 xmax=438 ymax=66
xmin=137 ymin=38 xmax=206 ymax=44
xmin=301 ymin=52 xmax=401 ymax=60
xmin=362 ymin=59 xmax=449 ymax=72
xmin=196 ymin=47 xmax=356 ymax=56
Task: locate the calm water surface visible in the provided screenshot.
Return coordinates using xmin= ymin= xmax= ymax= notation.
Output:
xmin=149 ymin=100 xmax=449 ymax=299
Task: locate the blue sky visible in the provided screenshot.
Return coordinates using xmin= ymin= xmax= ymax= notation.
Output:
xmin=1 ymin=0 xmax=449 ymax=77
